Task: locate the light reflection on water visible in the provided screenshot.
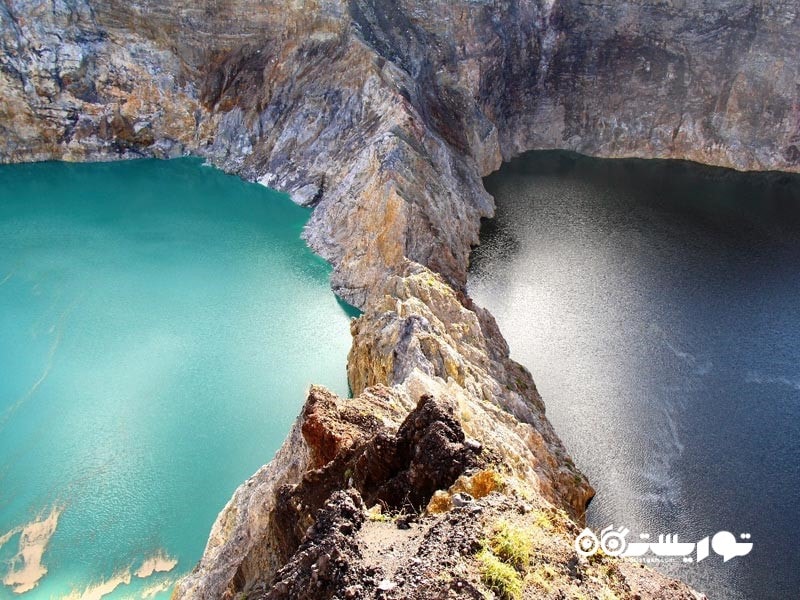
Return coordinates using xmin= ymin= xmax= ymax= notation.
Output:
xmin=468 ymin=151 xmax=800 ymax=600
xmin=0 ymin=158 xmax=353 ymax=598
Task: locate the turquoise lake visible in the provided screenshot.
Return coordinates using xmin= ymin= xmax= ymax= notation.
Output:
xmin=0 ymin=158 xmax=353 ymax=598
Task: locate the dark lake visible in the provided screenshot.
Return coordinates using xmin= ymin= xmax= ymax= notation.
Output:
xmin=468 ymin=151 xmax=800 ymax=600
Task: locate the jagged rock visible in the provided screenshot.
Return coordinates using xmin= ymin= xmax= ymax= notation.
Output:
xmin=272 ymin=390 xmax=482 ymax=573
xmin=173 ymin=385 xmax=406 ymax=600
xmin=349 ymin=262 xmax=595 ymax=519
xmin=262 ymin=489 xmax=370 ymax=600
xmin=195 ymin=382 xmax=699 ymax=600
xmin=380 ymin=393 xmax=479 ymax=509
xmin=175 ymin=383 xmax=485 ymax=598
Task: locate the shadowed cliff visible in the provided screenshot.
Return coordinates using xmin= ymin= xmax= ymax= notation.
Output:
xmin=3 ymin=0 xmax=799 ymax=303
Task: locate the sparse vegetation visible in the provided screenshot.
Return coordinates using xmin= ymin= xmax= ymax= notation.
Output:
xmin=486 ymin=520 xmax=533 ymax=569
xmin=528 ymin=563 xmax=558 ymax=593
xmin=477 ymin=519 xmax=534 ymax=598
xmin=477 ymin=548 xmax=524 ymax=600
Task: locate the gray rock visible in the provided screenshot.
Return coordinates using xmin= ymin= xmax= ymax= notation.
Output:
xmin=451 ymin=492 xmax=475 ymax=508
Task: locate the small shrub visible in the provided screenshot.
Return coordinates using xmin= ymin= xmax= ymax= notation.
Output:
xmin=531 ymin=510 xmax=554 ymax=531
xmin=477 ymin=548 xmax=523 ymax=600
xmin=488 ymin=520 xmax=533 ymax=569
xmin=467 ymin=470 xmax=504 ymax=498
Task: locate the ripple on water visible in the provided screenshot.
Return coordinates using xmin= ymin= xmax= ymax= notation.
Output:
xmin=468 ymin=151 xmax=800 ymax=600
xmin=0 ymin=158 xmax=354 ymax=598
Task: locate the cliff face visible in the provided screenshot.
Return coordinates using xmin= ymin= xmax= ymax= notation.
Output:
xmin=3 ymin=0 xmax=799 ymax=303
xmin=175 ymin=266 xmax=605 ymax=599
xmin=1 ymin=1 xmax=792 ymax=598
xmin=507 ymin=1 xmax=800 ymax=170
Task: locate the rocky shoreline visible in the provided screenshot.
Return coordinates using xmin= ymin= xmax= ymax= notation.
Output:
xmin=3 ymin=1 xmax=797 ymax=597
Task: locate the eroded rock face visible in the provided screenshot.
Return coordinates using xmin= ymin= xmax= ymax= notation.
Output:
xmin=172 ymin=375 xmax=693 ymax=599
xmin=173 ymin=384 xmax=479 ymax=598
xmin=3 ymin=0 xmax=799 ymax=302
xmin=273 ymin=392 xmax=482 ymax=576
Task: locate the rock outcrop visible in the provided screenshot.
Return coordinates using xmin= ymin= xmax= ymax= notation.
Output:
xmin=174 ymin=377 xmax=694 ymax=600
xmin=2 ymin=1 xmax=788 ymax=598
xmin=172 ymin=265 xmax=699 ymax=599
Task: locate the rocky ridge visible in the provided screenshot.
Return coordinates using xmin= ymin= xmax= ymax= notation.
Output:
xmin=2 ymin=1 xmax=793 ymax=598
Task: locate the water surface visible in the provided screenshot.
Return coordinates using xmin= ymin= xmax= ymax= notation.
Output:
xmin=0 ymin=158 xmax=352 ymax=598
xmin=468 ymin=151 xmax=800 ymax=600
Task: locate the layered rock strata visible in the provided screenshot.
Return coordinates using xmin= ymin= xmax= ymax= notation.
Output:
xmin=2 ymin=0 xmax=792 ymax=598
xmin=3 ymin=0 xmax=799 ymax=303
